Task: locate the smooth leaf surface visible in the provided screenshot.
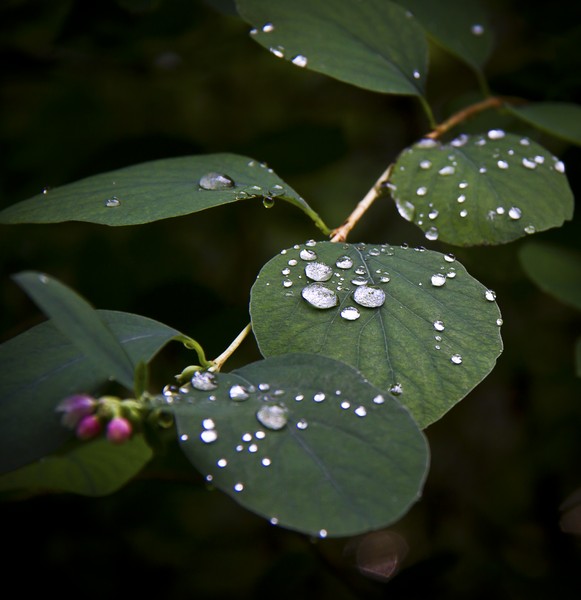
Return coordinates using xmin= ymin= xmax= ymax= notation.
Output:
xmin=237 ymin=0 xmax=428 ymax=96
xmin=170 ymin=353 xmax=429 ymax=537
xmin=0 ymin=310 xmax=181 ymax=474
xmin=250 ymin=242 xmax=503 ymax=427
xmin=389 ymin=132 xmax=574 ymax=246
xmin=393 ymin=0 xmax=493 ymax=70
xmin=519 ymin=242 xmax=581 ymax=311
xmin=0 ymin=435 xmax=152 ymax=497
xmin=14 ymin=271 xmax=135 ymax=389
xmin=0 ymin=154 xmax=318 ymax=228
xmin=506 ymin=102 xmax=581 ymax=146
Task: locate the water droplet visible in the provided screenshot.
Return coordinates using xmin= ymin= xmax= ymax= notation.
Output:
xmin=444 ymin=253 xmax=456 ymax=263
xmin=199 ymin=172 xmax=235 ymax=190
xmin=419 ymin=159 xmax=432 ymax=169
xmin=299 ymin=248 xmax=317 ymax=261
xmin=202 ymin=418 xmax=215 ymax=430
xmin=248 ymin=443 xmax=258 ymax=453
xmin=451 ymin=134 xmax=469 ymax=147
xmin=373 ymin=394 xmax=386 ymax=404
xmin=105 ymin=196 xmax=120 ymax=208
xmin=450 ymin=354 xmax=463 ymax=365
xmin=459 ymin=181 xmax=469 ymax=189
xmin=217 ymin=458 xmax=228 ymax=468
xmin=522 ymin=158 xmax=537 ymax=169
xmin=428 ymin=209 xmax=439 ymax=220
xmin=351 ymin=275 xmax=368 ymax=286
xmin=471 ymin=23 xmax=484 ymax=35
xmin=313 ymin=392 xmax=325 ymax=402
xmin=319 ymin=529 xmax=328 ymax=538
xmin=200 ymin=429 xmax=218 ymax=443
xmin=438 ymin=166 xmax=455 ymax=176
xmin=341 ymin=401 xmax=351 ymax=409
xmin=229 ymin=384 xmax=250 ymax=401
xmin=508 ymin=207 xmax=522 ymax=220
xmin=262 ymin=196 xmax=275 ymax=208
xmin=413 ymin=69 xmax=420 ymax=79
xmin=354 ymin=406 xmax=367 ymax=417
xmin=496 ymin=206 xmax=505 ymax=215
xmin=496 ymin=318 xmax=503 ymax=326
xmin=456 ymin=194 xmax=466 ymax=204
xmin=192 ymin=371 xmax=218 ymax=391
xmin=524 ymin=224 xmax=536 ymax=234
xmin=295 ymin=394 xmax=304 ymax=402
xmin=534 ymin=155 xmax=545 ymax=164
xmin=282 ymin=278 xmax=293 ymax=288
xmin=484 ymin=289 xmax=496 ymax=302
xmin=262 ymin=22 xmax=274 ymax=32
xmin=262 ymin=457 xmax=272 ymax=467
xmin=416 ymin=138 xmax=438 ymax=149
xmin=433 ymin=320 xmax=445 ymax=331
xmin=180 ymin=434 xmax=189 ymax=442
xmin=431 ymin=273 xmax=447 ymax=287
xmin=497 ymin=160 xmax=509 ymax=169
xmin=479 ymin=167 xmax=487 ymax=173
xmin=425 ymin=226 xmax=439 ymax=241
xmin=242 ymin=432 xmax=252 ymax=442
xmin=459 ymin=209 xmax=468 ymax=218
xmin=292 ymin=54 xmax=308 ymax=67
xmin=341 ymin=306 xmax=361 ymax=321
xmin=353 ymin=285 xmax=386 ymax=308
xmin=301 ymin=283 xmax=338 ymax=309
xmin=416 ymin=186 xmax=428 ymax=196
xmin=269 ymin=46 xmax=284 ymax=58
xmin=446 ymin=270 xmax=456 ymax=279
xmin=288 ymin=259 xmax=298 ymax=266
xmin=234 ymin=482 xmax=244 ymax=492
xmin=335 ymin=255 xmax=353 ymax=269
xmin=305 ymin=261 xmax=333 ymax=282
xmin=554 ymin=160 xmax=565 ymax=173
xmin=296 ymin=419 xmax=309 ymax=430
xmin=488 ymin=129 xmax=505 ymax=140
xmin=396 ymin=199 xmax=416 ymax=221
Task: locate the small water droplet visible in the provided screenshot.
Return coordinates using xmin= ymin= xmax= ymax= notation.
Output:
xmin=269 ymin=46 xmax=285 ymax=58
xmin=471 ymin=23 xmax=484 ymax=35
xmin=295 ymin=394 xmax=304 ymax=402
xmin=229 ymin=384 xmax=250 ymax=401
xmin=508 ymin=206 xmax=522 ymax=220
xmin=192 ymin=371 xmax=218 ymax=391
xmin=479 ymin=167 xmax=487 ymax=173
xmin=444 ymin=253 xmax=456 ymax=263
xmin=199 ymin=172 xmax=235 ymax=190
xmin=450 ymin=354 xmax=463 ymax=365
xmin=105 ymin=196 xmax=120 ymax=208
xmin=180 ymin=434 xmax=189 ymax=442
xmin=299 ymin=248 xmax=317 ymax=261
xmin=262 ymin=196 xmax=275 ymax=208
xmin=314 ymin=392 xmax=326 ymax=402
xmin=496 ymin=318 xmax=503 ymax=326
xmin=242 ymin=432 xmax=252 ymax=442
xmin=200 ymin=429 xmax=218 ymax=443
xmin=554 ymin=160 xmax=565 ymax=173
xmin=234 ymin=482 xmax=244 ymax=492
xmin=262 ymin=457 xmax=272 ymax=467
xmin=296 ymin=419 xmax=309 ymax=430
xmin=301 ymin=283 xmax=338 ymax=309
xmin=353 ymin=285 xmax=386 ymax=308
xmin=446 ymin=270 xmax=456 ymax=279
xmin=248 ymin=443 xmax=258 ymax=453
xmin=335 ymin=256 xmax=353 ymax=269
xmin=373 ymin=394 xmax=386 ymax=404
xmin=484 ymin=289 xmax=496 ymax=302
xmin=428 ymin=209 xmax=439 ymax=220
xmin=217 ymin=458 xmax=228 ymax=468
xmin=396 ymin=199 xmax=416 ymax=221
xmin=524 ymin=224 xmax=536 ymax=234
xmin=431 ymin=273 xmax=447 ymax=287
xmin=354 ymin=406 xmax=367 ymax=417
xmin=416 ymin=186 xmax=428 ymax=196
xmin=451 ymin=134 xmax=469 ymax=147
xmin=488 ymin=129 xmax=505 ymax=140
xmin=522 ymin=158 xmax=537 ymax=169
xmin=416 ymin=138 xmax=438 ymax=149
xmin=413 ymin=69 xmax=420 ymax=79
xmin=262 ymin=22 xmax=274 ymax=32
xmin=319 ymin=529 xmax=328 ymax=538
xmin=419 ymin=159 xmax=432 ymax=169
xmin=459 ymin=209 xmax=468 ymax=218
xmin=202 ymin=418 xmax=215 ymax=430
xmin=354 ymin=266 xmax=366 ymax=275
xmin=534 ymin=155 xmax=545 ymax=164
xmin=341 ymin=401 xmax=351 ymax=409
xmin=341 ymin=306 xmax=361 ymax=321
xmin=255 ymin=430 xmax=266 ymax=439
xmin=282 ymin=278 xmax=293 ymax=288
xmin=438 ymin=166 xmax=455 ymax=176
xmin=291 ymin=54 xmax=308 ymax=67
xmin=288 ymin=259 xmax=298 ymax=267
xmin=425 ymin=226 xmax=439 ymax=241
xmin=351 ymin=276 xmax=369 ymax=286
xmin=497 ymin=160 xmax=509 ymax=169
xmin=305 ymin=261 xmax=333 ymax=282
xmin=433 ymin=320 xmax=445 ymax=331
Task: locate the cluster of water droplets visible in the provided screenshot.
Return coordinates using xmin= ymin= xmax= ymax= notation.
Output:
xmin=249 ymin=22 xmax=309 ymax=68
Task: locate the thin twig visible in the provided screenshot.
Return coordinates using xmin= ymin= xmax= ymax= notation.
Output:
xmin=212 ymin=323 xmax=252 ymax=371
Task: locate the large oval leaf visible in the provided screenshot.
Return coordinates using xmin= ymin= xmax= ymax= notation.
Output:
xmin=0 ymin=435 xmax=152 ymax=497
xmin=168 ymin=353 xmax=429 ymax=538
xmin=250 ymin=241 xmax=503 ymax=427
xmin=393 ymin=0 xmax=493 ymax=71
xmin=0 ymin=153 xmax=322 ymax=229
xmin=237 ymin=0 xmax=428 ymax=96
xmin=0 ymin=310 xmax=181 ymax=474
xmin=389 ymin=132 xmax=574 ymax=246
xmin=506 ymin=102 xmax=581 ymax=147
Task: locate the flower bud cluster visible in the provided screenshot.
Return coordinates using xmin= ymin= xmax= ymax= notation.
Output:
xmin=56 ymin=394 xmax=140 ymax=444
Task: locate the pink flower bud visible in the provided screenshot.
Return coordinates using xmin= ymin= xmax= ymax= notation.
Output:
xmin=106 ymin=417 xmax=132 ymax=444
xmin=76 ymin=414 xmax=102 ymax=440
xmin=56 ymin=394 xmax=96 ymax=428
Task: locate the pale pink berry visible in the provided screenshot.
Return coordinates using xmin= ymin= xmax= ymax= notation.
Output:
xmin=76 ymin=414 xmax=102 ymax=440
xmin=106 ymin=417 xmax=132 ymax=444
xmin=57 ymin=394 xmax=96 ymax=428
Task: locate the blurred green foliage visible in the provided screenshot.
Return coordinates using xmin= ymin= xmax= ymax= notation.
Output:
xmin=1 ymin=0 xmax=580 ymax=598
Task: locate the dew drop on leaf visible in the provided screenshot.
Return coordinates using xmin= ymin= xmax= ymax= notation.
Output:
xmin=450 ymin=354 xmax=463 ymax=365
xmin=299 ymin=248 xmax=317 ymax=261
xmin=354 ymin=406 xmax=367 ymax=417
xmin=353 ymin=285 xmax=386 ymax=308
xmin=229 ymin=384 xmax=250 ymax=401
xmin=431 ymin=273 xmax=447 ymax=287
xmin=262 ymin=196 xmax=275 ymax=208
xmin=554 ymin=160 xmax=565 ymax=173
xmin=508 ymin=207 xmax=522 ymax=220
xmin=471 ymin=23 xmax=484 ymax=35
xmin=199 ymin=172 xmax=235 ymax=190
xmin=200 ymin=429 xmax=218 ymax=443
xmin=301 ymin=283 xmax=338 ymax=309
xmin=484 ymin=289 xmax=496 ymax=302
xmin=191 ymin=371 xmax=218 ymax=391
xmin=105 ymin=196 xmax=120 ymax=208
xmin=336 ymin=256 xmax=354 ymax=269
xmin=296 ymin=418 xmax=309 ymax=430
xmin=305 ymin=261 xmax=333 ymax=282
xmin=291 ymin=55 xmax=308 ymax=67
xmin=433 ymin=320 xmax=445 ymax=331
xmin=341 ymin=306 xmax=361 ymax=321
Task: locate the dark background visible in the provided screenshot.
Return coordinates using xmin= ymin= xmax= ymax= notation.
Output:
xmin=1 ymin=0 xmax=580 ymax=598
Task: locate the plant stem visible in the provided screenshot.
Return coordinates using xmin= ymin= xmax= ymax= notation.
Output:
xmin=174 ymin=334 xmax=213 ymax=369
xmin=418 ymin=95 xmax=437 ymax=129
xmin=330 ymin=164 xmax=393 ymax=243
xmin=212 ymin=323 xmax=252 ymax=371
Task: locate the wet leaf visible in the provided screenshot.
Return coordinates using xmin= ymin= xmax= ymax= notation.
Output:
xmin=169 ymin=353 xmax=429 ymax=537
xmin=0 ymin=154 xmax=317 ymax=228
xmin=393 ymin=0 xmax=493 ymax=71
xmin=389 ymin=132 xmax=574 ymax=246
xmin=250 ymin=241 xmax=503 ymax=428
xmin=0 ymin=310 xmax=181 ymax=474
xmin=506 ymin=102 xmax=581 ymax=147
xmin=237 ymin=0 xmax=428 ymax=96
xmin=519 ymin=242 xmax=581 ymax=311
xmin=0 ymin=435 xmax=152 ymax=497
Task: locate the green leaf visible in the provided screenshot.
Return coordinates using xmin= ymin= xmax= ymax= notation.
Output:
xmin=14 ymin=271 xmax=135 ymax=390
xmin=518 ymin=242 xmax=581 ymax=312
xmin=0 ymin=435 xmax=152 ymax=497
xmin=169 ymin=353 xmax=429 ymax=538
xmin=0 ymin=310 xmax=181 ymax=474
xmin=393 ymin=0 xmax=493 ymax=70
xmin=0 ymin=154 xmax=324 ymax=231
xmin=250 ymin=241 xmax=503 ymax=428
xmin=236 ymin=0 xmax=428 ymax=96
xmin=389 ymin=132 xmax=574 ymax=246
xmin=506 ymin=102 xmax=581 ymax=146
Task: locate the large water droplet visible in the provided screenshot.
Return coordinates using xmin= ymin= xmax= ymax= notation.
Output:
xmin=396 ymin=199 xmax=415 ymax=221
xmin=192 ymin=371 xmax=218 ymax=391
xmin=229 ymin=384 xmax=250 ymax=401
xmin=299 ymin=248 xmax=317 ymax=261
xmin=353 ymin=285 xmax=386 ymax=308
xmin=105 ymin=196 xmax=120 ymax=208
xmin=199 ymin=172 xmax=235 ymax=190
xmin=336 ymin=256 xmax=353 ymax=269
xmin=341 ymin=306 xmax=361 ymax=321
xmin=431 ymin=273 xmax=447 ymax=287
xmin=301 ymin=283 xmax=338 ymax=309
xmin=305 ymin=261 xmax=333 ymax=282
